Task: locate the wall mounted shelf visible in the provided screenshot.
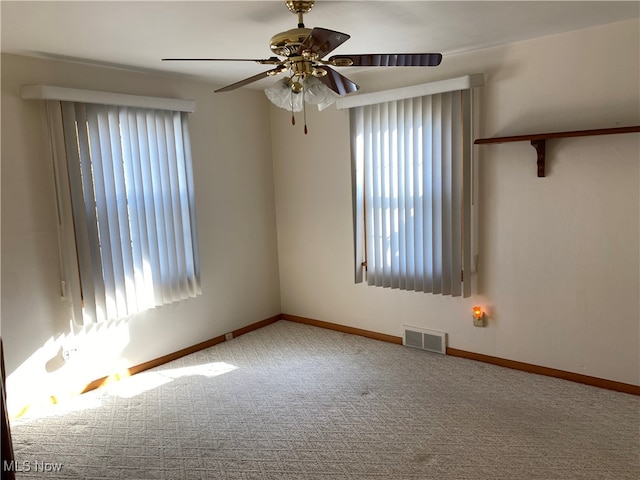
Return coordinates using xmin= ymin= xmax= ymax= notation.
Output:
xmin=474 ymin=125 xmax=640 ymax=177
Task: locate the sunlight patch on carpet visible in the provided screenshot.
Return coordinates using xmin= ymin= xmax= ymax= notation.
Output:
xmin=103 ymin=361 xmax=238 ymax=398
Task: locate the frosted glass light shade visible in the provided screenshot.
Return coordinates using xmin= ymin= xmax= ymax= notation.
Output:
xmin=265 ymin=78 xmax=303 ymax=112
xmin=303 ymin=76 xmax=339 ymax=111
xmin=264 ymin=76 xmax=338 ymax=112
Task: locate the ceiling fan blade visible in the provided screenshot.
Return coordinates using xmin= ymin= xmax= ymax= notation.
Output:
xmin=299 ymin=27 xmax=350 ymax=58
xmin=215 ymin=67 xmax=283 ymax=93
xmin=317 ymin=66 xmax=359 ymax=96
xmin=163 ymin=57 xmax=282 ymax=65
xmin=329 ymin=53 xmax=443 ymax=67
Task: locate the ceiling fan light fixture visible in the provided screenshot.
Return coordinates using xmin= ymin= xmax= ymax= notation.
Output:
xmin=264 ymin=75 xmax=338 ymax=112
xmin=303 ymin=76 xmax=339 ymax=111
xmin=265 ymin=77 xmax=304 ymax=112
xmin=170 ymin=0 xmax=441 ymax=132
xmin=164 ymin=0 xmax=442 ymax=109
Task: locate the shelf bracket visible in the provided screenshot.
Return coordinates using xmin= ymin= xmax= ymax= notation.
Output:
xmin=530 ymin=139 xmax=546 ymax=177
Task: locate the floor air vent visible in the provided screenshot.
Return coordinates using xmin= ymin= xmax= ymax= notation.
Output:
xmin=403 ymin=326 xmax=447 ymax=354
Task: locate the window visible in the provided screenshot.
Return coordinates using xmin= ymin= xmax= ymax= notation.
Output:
xmin=350 ymin=89 xmax=473 ymax=297
xmin=48 ymin=98 xmax=200 ymax=324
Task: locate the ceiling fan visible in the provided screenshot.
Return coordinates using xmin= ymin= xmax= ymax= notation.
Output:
xmin=163 ymin=0 xmax=442 ymax=132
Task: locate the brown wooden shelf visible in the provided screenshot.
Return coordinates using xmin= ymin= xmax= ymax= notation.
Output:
xmin=474 ymin=125 xmax=640 ymax=177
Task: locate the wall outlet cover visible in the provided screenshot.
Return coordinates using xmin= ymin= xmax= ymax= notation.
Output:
xmin=473 ymin=316 xmax=486 ymax=327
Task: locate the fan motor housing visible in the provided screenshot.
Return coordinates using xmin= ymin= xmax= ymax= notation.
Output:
xmin=270 ymin=27 xmax=312 ymax=56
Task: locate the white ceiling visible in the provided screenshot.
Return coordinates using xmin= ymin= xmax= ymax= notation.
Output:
xmin=2 ymin=1 xmax=638 ymax=91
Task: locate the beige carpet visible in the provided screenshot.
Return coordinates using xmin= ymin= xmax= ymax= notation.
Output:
xmin=10 ymin=320 xmax=640 ymax=479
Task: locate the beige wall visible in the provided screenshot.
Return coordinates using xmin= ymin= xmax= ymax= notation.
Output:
xmin=271 ymin=20 xmax=640 ymax=385
xmin=1 ymin=54 xmax=281 ymax=412
xmin=2 ymin=18 xmax=638 ymax=416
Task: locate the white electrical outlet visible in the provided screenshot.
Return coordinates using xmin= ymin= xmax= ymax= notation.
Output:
xmin=225 ymin=333 xmax=233 ymax=341
xmin=62 ymin=346 xmax=79 ymax=361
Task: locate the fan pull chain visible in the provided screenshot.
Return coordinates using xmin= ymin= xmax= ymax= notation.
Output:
xmin=303 ymin=84 xmax=308 ymax=135
xmin=290 ymin=86 xmax=296 ymax=125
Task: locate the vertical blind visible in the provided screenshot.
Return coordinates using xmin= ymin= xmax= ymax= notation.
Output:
xmin=351 ymin=90 xmax=472 ymax=297
xmin=60 ymin=102 xmax=200 ymax=324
